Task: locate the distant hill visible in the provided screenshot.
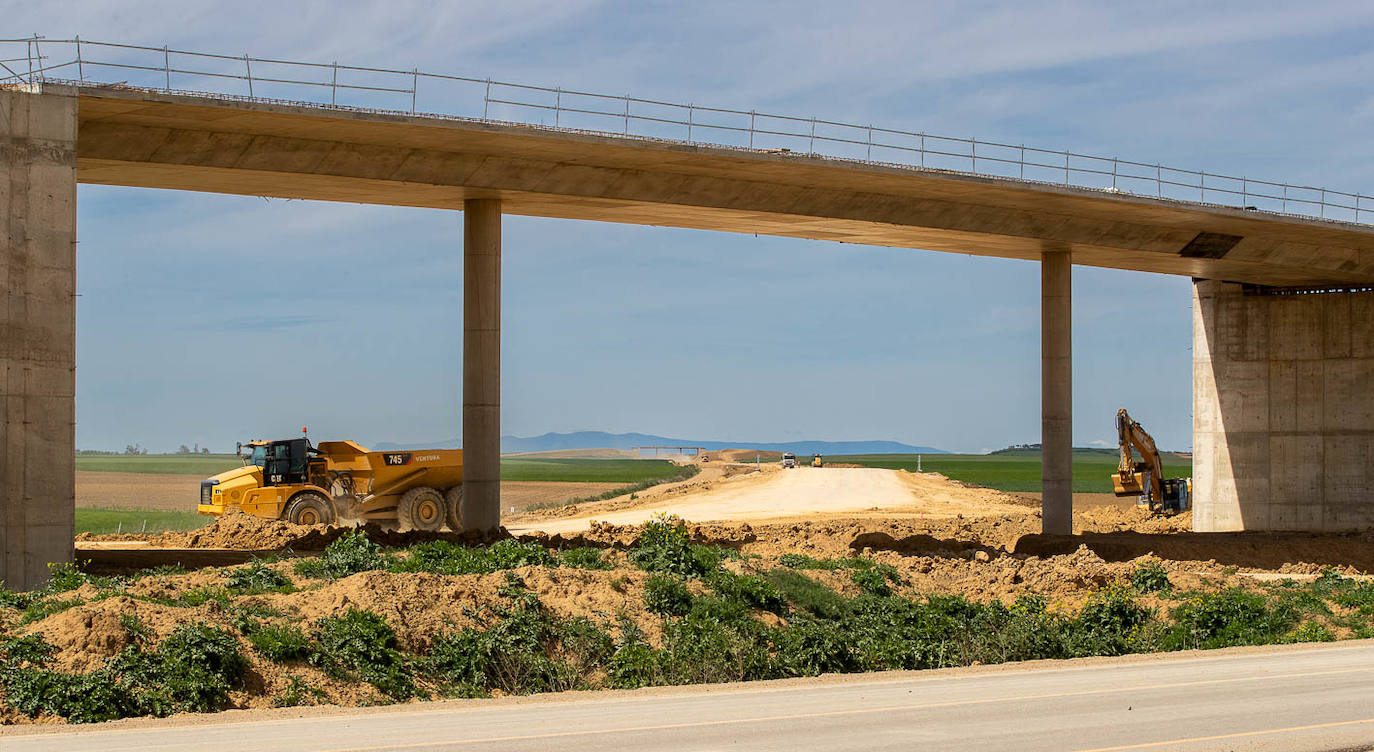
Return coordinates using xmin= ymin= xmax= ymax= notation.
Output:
xmin=374 ymin=431 xmax=946 ymax=456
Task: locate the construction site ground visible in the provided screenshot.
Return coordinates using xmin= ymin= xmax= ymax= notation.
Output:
xmin=76 ymin=471 xmax=623 ymax=515
xmin=7 ymin=457 xmax=1372 ymax=725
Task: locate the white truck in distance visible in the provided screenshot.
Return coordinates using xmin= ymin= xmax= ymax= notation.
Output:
xmin=780 ymin=452 xmax=798 ymax=469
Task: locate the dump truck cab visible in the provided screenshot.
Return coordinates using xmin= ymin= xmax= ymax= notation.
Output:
xmin=199 ymin=438 xmax=331 ymax=523
xmin=781 ymin=452 xmax=798 ymax=469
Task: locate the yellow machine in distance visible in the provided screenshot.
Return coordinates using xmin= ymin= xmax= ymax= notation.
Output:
xmin=1112 ymin=409 xmax=1190 ymax=515
xmin=812 ymin=454 xmax=823 ymax=467
xmin=198 ymin=438 xmax=464 ymax=530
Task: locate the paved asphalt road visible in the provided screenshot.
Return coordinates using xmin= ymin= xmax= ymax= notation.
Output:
xmin=5 ymin=641 xmax=1374 ymax=751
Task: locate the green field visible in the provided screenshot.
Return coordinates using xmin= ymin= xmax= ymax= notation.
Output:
xmin=76 ymin=453 xmax=686 ymax=484
xmin=498 ymin=458 xmax=685 ymax=483
xmin=75 ymin=455 xmax=243 ymax=476
xmin=75 ymin=508 xmax=209 ymax=535
xmin=833 ymin=448 xmax=1192 ymax=494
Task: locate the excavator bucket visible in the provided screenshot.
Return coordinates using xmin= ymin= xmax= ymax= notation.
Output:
xmin=1112 ymin=471 xmax=1145 ymax=497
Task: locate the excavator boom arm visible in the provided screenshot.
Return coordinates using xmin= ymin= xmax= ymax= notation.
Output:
xmin=1115 ymin=408 xmax=1165 ymax=504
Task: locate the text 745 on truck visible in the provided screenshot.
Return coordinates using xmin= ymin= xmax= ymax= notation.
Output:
xmin=198 ymin=438 xmax=465 ymax=531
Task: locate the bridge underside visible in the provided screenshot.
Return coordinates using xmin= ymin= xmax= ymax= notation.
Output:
xmin=3 ymin=84 xmax=1372 ymax=586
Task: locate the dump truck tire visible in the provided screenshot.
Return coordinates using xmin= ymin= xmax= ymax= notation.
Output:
xmin=444 ymin=486 xmax=464 ymax=532
xmin=398 ymin=486 xmax=445 ymax=531
xmin=285 ymin=492 xmax=335 ymax=526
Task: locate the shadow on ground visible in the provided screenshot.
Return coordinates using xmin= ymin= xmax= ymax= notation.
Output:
xmin=1014 ymin=532 xmax=1374 ymax=571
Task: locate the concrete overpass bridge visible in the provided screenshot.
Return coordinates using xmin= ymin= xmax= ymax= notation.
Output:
xmin=3 ymin=39 xmax=1372 ymax=588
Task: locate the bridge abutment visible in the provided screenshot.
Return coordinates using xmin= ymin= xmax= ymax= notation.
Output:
xmin=460 ymin=198 xmax=502 ymax=533
xmin=1 ymin=88 xmax=78 ymax=590
xmin=1193 ymin=279 xmax=1374 ymax=531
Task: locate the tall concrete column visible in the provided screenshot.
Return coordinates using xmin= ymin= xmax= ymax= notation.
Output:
xmin=2 ymin=88 xmax=78 ymax=590
xmin=460 ymin=199 xmax=502 ymax=533
xmin=1041 ymin=247 xmax=1073 ymax=535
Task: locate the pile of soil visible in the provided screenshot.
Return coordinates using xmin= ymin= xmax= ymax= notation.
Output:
xmin=78 ymin=511 xmax=503 ymax=552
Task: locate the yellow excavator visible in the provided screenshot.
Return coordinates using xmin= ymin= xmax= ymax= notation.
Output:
xmin=1112 ymin=408 xmax=1190 ymax=514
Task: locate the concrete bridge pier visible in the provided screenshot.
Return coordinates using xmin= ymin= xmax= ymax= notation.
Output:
xmin=1 ymin=88 xmax=78 ymax=590
xmin=1192 ymin=280 xmax=1374 ymax=531
xmin=460 ymin=198 xmax=502 ymax=533
xmin=1041 ymin=246 xmax=1073 ymax=535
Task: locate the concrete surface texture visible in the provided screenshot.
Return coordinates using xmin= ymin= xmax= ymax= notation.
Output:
xmin=5 ymin=641 xmax=1374 ymax=751
xmin=461 ymin=198 xmax=501 ymax=532
xmin=1193 ymin=280 xmax=1374 ymax=531
xmin=1 ymin=87 xmax=78 ymax=591
xmin=69 ymin=85 xmax=1374 ymax=287
xmin=1040 ymin=246 xmax=1073 ymax=535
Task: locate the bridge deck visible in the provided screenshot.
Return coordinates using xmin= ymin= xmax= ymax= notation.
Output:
xmin=66 ymin=82 xmax=1374 ymax=286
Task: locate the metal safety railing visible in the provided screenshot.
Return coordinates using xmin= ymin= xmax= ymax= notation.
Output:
xmin=2 ymin=35 xmax=1370 ymax=226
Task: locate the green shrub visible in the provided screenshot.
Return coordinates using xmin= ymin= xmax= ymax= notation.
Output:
xmin=1164 ymin=588 xmax=1297 ymax=650
xmin=226 ymin=561 xmax=294 ymax=594
xmin=1067 ymin=584 xmax=1155 ymax=656
xmin=1 ymin=633 xmax=55 ymax=668
xmin=851 ymin=568 xmax=893 ymax=597
xmin=1129 ymin=560 xmax=1172 ymax=593
xmin=424 ymin=582 xmax=604 ymax=696
xmin=44 ymin=562 xmax=94 ymax=593
xmin=559 ymin=547 xmax=612 ymax=570
xmin=708 ymin=570 xmax=787 ymax=613
xmin=607 ymin=620 xmax=660 ymax=689
xmin=310 ymin=608 xmax=416 ymax=700
xmin=389 ymin=539 xmax=555 ymax=576
xmin=119 ymin=613 xmax=154 ymax=645
xmin=778 ymin=553 xmax=845 ymax=570
xmin=653 ymin=606 xmax=777 ymax=685
xmin=1 ymin=623 xmax=248 ymax=723
xmin=160 ymin=586 xmax=233 ymax=608
xmin=644 ymin=575 xmax=693 ymax=616
xmin=764 ymin=569 xmax=848 ymax=619
xmin=1282 ymin=622 xmax=1335 ymax=643
xmin=630 ymin=515 xmax=721 ymax=578
xmin=295 ymin=532 xmax=389 ymax=579
xmin=773 ymin=615 xmax=855 ymax=676
xmin=0 ymin=583 xmax=37 ymax=610
xmin=249 ymin=624 xmax=312 ymax=662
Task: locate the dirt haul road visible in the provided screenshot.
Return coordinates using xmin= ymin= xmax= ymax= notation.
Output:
xmin=508 ymin=467 xmax=1028 ymax=535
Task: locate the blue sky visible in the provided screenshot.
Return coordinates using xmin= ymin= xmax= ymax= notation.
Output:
xmin=11 ymin=1 xmax=1373 ymax=453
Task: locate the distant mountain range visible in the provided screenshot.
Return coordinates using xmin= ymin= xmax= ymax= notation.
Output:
xmin=373 ymin=431 xmax=946 ymax=456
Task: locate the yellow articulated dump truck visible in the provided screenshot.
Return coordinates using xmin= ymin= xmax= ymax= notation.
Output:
xmin=198 ymin=438 xmax=464 ymax=530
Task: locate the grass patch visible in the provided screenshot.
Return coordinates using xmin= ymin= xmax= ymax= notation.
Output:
xmin=538 ymin=465 xmax=703 ymax=510
xmin=75 ymin=455 xmax=243 ymax=476
xmin=500 ymin=458 xmax=687 ymax=483
xmin=75 ymin=508 xmax=210 ymax=536
xmin=832 ymin=449 xmax=1192 ymax=494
